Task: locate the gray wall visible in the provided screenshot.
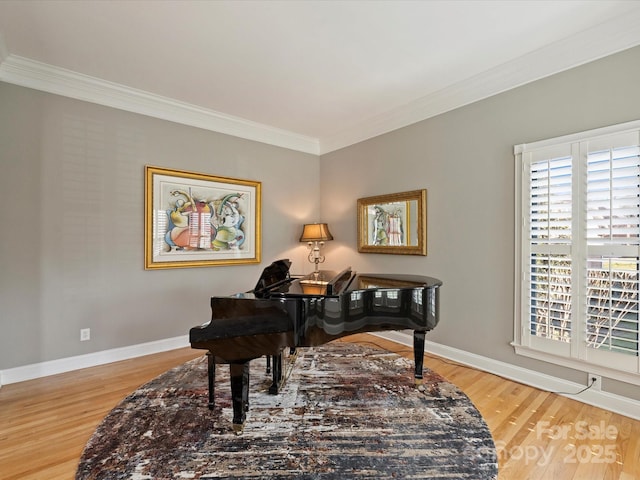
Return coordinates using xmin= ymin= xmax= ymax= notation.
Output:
xmin=2 ymin=46 xmax=639 ymax=402
xmin=0 ymin=83 xmax=319 ymax=369
xmin=319 ymin=46 xmax=640 ymax=401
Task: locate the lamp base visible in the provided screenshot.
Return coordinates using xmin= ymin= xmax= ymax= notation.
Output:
xmin=307 ymin=241 xmax=326 ymax=274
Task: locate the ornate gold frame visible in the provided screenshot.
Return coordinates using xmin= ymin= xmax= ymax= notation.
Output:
xmin=357 ymin=189 xmax=427 ymax=255
xmin=144 ymin=165 xmax=261 ymax=269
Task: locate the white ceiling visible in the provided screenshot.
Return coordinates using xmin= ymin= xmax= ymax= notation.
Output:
xmin=1 ymin=0 xmax=640 ymax=154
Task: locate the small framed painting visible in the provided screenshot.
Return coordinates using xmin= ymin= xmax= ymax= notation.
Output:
xmin=357 ymin=189 xmax=427 ymax=255
xmin=144 ymin=165 xmax=261 ymax=269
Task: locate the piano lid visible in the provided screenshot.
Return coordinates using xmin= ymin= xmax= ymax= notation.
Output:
xmin=354 ymin=274 xmax=442 ymax=290
xmin=268 ymin=268 xmax=354 ymax=297
xmin=266 ymin=269 xmax=441 ymax=298
xmin=252 ymin=259 xmax=292 ymax=296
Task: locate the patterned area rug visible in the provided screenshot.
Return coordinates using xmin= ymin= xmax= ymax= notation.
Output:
xmin=76 ymin=343 xmax=497 ymax=479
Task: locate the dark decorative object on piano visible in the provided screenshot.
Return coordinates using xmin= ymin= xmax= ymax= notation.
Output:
xmin=189 ymin=259 xmax=442 ymax=432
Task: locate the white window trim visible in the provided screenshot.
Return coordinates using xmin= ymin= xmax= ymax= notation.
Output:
xmin=514 ymin=119 xmax=640 ymax=386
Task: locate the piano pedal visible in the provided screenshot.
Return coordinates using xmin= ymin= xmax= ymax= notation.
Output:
xmin=288 ymin=348 xmax=299 ymax=364
xmin=232 ymin=422 xmax=245 ymax=435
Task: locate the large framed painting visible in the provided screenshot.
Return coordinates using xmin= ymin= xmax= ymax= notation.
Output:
xmin=144 ymin=165 xmax=261 ymax=269
xmin=357 ymin=189 xmax=427 ymax=255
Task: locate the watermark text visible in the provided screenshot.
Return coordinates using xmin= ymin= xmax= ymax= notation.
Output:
xmin=495 ymin=420 xmax=618 ymax=466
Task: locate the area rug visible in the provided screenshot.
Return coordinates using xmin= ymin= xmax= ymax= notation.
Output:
xmin=76 ymin=343 xmax=497 ymax=479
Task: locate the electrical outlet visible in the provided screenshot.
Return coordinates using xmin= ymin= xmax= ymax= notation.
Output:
xmin=589 ymin=373 xmax=602 ymax=391
xmin=80 ymin=328 xmax=91 ymax=342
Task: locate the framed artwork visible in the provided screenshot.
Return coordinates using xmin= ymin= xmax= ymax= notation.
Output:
xmin=144 ymin=165 xmax=261 ymax=269
xmin=357 ymin=189 xmax=427 ymax=255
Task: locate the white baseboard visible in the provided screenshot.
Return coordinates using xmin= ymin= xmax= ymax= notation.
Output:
xmin=0 ymin=335 xmax=190 ymax=387
xmin=375 ymin=331 xmax=640 ymax=421
xmin=3 ymin=332 xmax=639 ymax=422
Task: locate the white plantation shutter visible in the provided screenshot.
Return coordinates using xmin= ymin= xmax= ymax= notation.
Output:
xmin=529 ymin=155 xmax=573 ymax=244
xmin=529 ymin=254 xmax=572 ymax=342
xmin=586 ymin=143 xmax=640 ymax=246
xmin=586 ymin=258 xmax=639 ymax=356
xmin=585 ymin=138 xmax=640 ymax=368
xmin=528 ymin=154 xmax=573 ymax=346
xmin=515 ymin=122 xmax=640 ymax=381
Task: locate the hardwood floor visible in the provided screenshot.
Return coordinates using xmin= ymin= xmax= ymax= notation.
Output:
xmin=1 ymin=334 xmax=638 ymax=479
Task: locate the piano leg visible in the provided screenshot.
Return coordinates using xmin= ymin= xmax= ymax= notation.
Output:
xmin=207 ymin=352 xmax=215 ymax=410
xmin=269 ymin=353 xmax=283 ymax=394
xmin=266 ymin=355 xmax=272 ymax=374
xmin=229 ymin=362 xmax=250 ymax=432
xmin=413 ymin=331 xmax=426 ymax=392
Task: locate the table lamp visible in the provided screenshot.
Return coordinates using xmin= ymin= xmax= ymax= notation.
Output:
xmin=299 ymin=223 xmax=333 ymax=273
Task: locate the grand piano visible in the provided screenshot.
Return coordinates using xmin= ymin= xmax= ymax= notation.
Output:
xmin=189 ymin=259 xmax=442 ymax=431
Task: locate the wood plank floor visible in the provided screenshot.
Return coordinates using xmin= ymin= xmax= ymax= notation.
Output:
xmin=1 ymin=334 xmax=638 ymax=479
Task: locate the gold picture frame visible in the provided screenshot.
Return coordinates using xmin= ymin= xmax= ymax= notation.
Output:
xmin=144 ymin=165 xmax=261 ymax=269
xmin=357 ymin=189 xmax=427 ymax=255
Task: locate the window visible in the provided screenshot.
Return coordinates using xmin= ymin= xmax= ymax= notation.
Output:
xmin=514 ymin=121 xmax=640 ymax=384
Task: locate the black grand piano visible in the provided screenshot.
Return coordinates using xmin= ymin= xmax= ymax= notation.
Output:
xmin=190 ymin=259 xmax=442 ymax=431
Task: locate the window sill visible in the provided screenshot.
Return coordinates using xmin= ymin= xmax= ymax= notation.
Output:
xmin=511 ymin=342 xmax=640 ymax=386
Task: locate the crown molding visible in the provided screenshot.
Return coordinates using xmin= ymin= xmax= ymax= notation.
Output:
xmin=318 ymin=8 xmax=640 ymax=154
xmin=1 ymin=7 xmax=639 ymax=157
xmin=0 ymin=54 xmax=320 ymax=155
